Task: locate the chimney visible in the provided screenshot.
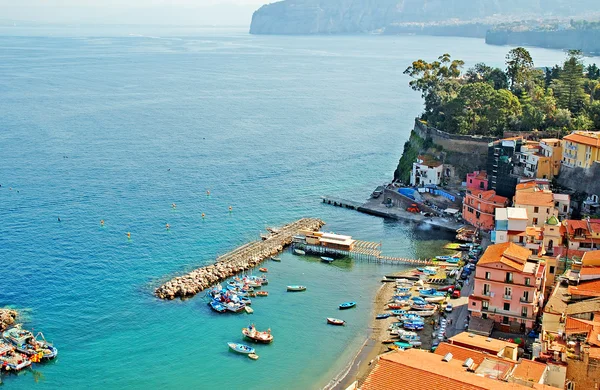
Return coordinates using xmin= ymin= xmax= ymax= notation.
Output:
xmin=443 ymin=353 xmax=453 ymax=362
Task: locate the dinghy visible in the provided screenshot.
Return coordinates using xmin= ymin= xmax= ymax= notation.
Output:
xmin=375 ymin=313 xmax=390 ymax=320
xmin=294 ymin=249 xmax=306 ymax=256
xmin=321 ymin=256 xmax=334 ymax=263
xmin=270 ymin=256 xmax=281 ymax=262
xmin=228 ymin=342 xmax=255 ymax=355
xmin=339 ymin=302 xmax=356 ymax=310
xmin=287 ymin=285 xmax=306 ymax=292
xmin=327 ymin=318 xmax=345 ymax=326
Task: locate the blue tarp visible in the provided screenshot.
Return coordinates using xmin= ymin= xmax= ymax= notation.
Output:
xmin=398 ymin=188 xmax=415 ymax=200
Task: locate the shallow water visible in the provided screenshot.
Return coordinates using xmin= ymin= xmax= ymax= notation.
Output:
xmin=0 ymin=27 xmax=577 ymax=389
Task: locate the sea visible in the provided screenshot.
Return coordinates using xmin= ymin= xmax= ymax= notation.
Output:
xmin=0 ymin=26 xmax=581 ymax=389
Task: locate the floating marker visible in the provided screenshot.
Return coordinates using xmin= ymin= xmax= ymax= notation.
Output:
xmin=202 ymin=213 xmax=205 ymax=219
xmin=100 ymin=220 xmax=104 ymax=226
xmin=172 ymin=203 xmax=176 ymax=209
xmin=229 ymin=206 xmax=232 ymax=212
xmin=166 ymin=223 xmax=170 ymax=230
xmin=127 ymin=232 xmax=131 ymax=239
xmin=206 ymin=190 xmax=210 ymax=196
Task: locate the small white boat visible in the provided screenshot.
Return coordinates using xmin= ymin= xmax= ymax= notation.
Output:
xmin=321 ymin=256 xmax=334 ymax=263
xmin=287 ymin=285 xmax=306 ymax=292
xmin=270 ymin=256 xmax=281 ymax=262
xmin=408 ymin=309 xmax=436 ymax=317
xmin=424 ymin=296 xmax=445 ymax=303
xmin=294 ymin=249 xmax=306 ymax=256
xmin=245 ymin=306 xmax=254 ymax=314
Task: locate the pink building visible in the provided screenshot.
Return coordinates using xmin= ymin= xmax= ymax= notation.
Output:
xmin=462 ymin=189 xmax=508 ymax=231
xmin=466 ymin=171 xmax=488 ymax=191
xmin=468 ymin=242 xmax=546 ymax=332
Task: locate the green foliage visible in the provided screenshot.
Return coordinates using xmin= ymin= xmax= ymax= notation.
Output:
xmin=394 ymin=132 xmax=425 ymax=183
xmin=406 ymin=47 xmax=598 ymax=137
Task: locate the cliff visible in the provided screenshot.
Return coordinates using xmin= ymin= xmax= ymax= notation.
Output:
xmin=486 ymin=29 xmax=600 ymax=54
xmin=250 ymin=0 xmax=599 ymax=35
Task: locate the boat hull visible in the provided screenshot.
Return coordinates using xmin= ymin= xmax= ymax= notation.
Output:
xmin=287 ymin=286 xmax=306 ymax=292
xmin=326 ymin=318 xmax=345 ymax=326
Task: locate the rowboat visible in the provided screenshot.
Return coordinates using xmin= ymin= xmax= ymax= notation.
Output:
xmin=248 ymin=353 xmax=259 ymax=360
xmin=408 ymin=309 xmax=436 ymax=317
xmin=339 ymin=302 xmax=356 ymax=310
xmin=259 ymin=268 xmax=268 ymax=273
xmin=327 ymin=318 xmax=345 ymax=326
xmin=225 ymin=301 xmax=246 ymax=313
xmin=390 ymin=309 xmax=407 ymax=316
xmin=401 ymin=333 xmax=421 ymax=343
xmin=382 ymin=339 xmax=396 ymax=344
xmin=294 ymin=249 xmax=306 ymax=256
xmin=424 ymin=296 xmax=445 ymax=303
xmin=270 ymin=256 xmax=281 ymax=262
xmin=242 ymin=325 xmax=273 ymax=344
xmin=321 ymin=256 xmax=334 ymax=263
xmin=228 ymin=342 xmax=255 ymax=355
xmin=245 ymin=306 xmax=254 ymax=314
xmin=209 ymin=300 xmax=227 ymax=313
xmin=393 ymin=341 xmax=413 ymax=349
xmin=410 ymin=303 xmax=436 ymax=311
xmin=287 ymin=285 xmax=306 ymax=292
xmin=419 ymin=288 xmax=445 ymax=298
xmin=375 ymin=313 xmax=390 ymax=320
xmin=387 ymin=303 xmax=406 ymax=310
xmin=404 ymin=322 xmax=424 ymax=331
xmin=256 ymin=291 xmax=269 ymax=297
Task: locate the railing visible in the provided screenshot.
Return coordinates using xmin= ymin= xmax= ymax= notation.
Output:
xmin=503 ymin=294 xmax=512 ymax=300
xmin=482 ymin=291 xmax=492 ymax=297
xmin=520 ymin=297 xmax=533 ymax=303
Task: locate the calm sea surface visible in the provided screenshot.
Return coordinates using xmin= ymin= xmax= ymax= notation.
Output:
xmin=0 ymin=26 xmax=582 ymax=389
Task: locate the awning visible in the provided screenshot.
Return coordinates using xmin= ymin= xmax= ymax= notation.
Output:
xmin=445 ymin=208 xmax=460 ymax=215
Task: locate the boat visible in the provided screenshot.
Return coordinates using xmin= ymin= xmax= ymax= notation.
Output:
xmin=382 ymin=339 xmax=396 ymax=344
xmin=388 ymin=322 xmax=403 ymax=330
xmin=0 ymin=343 xmax=31 ymax=372
xmin=408 ymin=309 xmax=436 ymax=317
xmin=424 ymin=296 xmax=445 ymax=303
xmin=225 ymin=301 xmax=246 ymax=313
xmin=327 ymin=318 xmax=345 ymax=326
xmin=419 ymin=289 xmax=445 ymax=298
xmin=209 ymin=300 xmax=227 ymax=313
xmin=294 ymin=249 xmax=306 ymax=256
xmin=242 ymin=325 xmax=273 ymax=344
xmin=287 ymin=285 xmax=306 ymax=292
xmin=390 ymin=309 xmax=407 ymax=316
xmin=401 ymin=333 xmax=421 ymax=343
xmin=270 ymin=256 xmax=281 ymax=262
xmin=375 ymin=313 xmax=390 ymax=320
xmin=404 ymin=322 xmax=424 ymax=331
xmin=259 ymin=268 xmax=268 ymax=273
xmin=387 ymin=303 xmax=406 ymax=310
xmin=248 ymin=353 xmax=259 ymax=360
xmin=321 ymin=256 xmax=335 ymax=263
xmin=393 ymin=341 xmax=413 ymax=349
xmin=410 ymin=303 xmax=436 ymax=311
xmin=256 ymin=291 xmax=269 ymax=297
xmin=339 ymin=302 xmax=356 ymax=310
xmin=2 ymin=326 xmax=58 ymax=360
xmin=228 ymin=342 xmax=255 ymax=355
xmin=245 ymin=306 xmax=254 ymax=314
xmin=400 ymin=314 xmax=423 ymax=322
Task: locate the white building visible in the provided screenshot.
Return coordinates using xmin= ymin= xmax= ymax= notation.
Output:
xmin=410 ymin=155 xmax=444 ymax=187
xmin=492 ymin=207 xmax=528 ymax=244
xmin=553 ymin=193 xmax=570 ymax=218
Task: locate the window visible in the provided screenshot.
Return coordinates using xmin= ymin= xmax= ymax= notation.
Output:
xmin=504 ymin=302 xmax=510 ymax=311
xmin=485 ymin=272 xmax=491 ymax=280
xmin=502 ymin=316 xmax=509 ymax=325
xmin=505 ymin=272 xmax=513 ymax=283
xmin=546 ymin=208 xmax=550 ymax=214
xmin=482 ymin=301 xmax=489 ymax=310
xmin=566 ymin=380 xmax=575 ymax=390
xmin=476 ymin=211 xmax=481 ymax=219
xmin=525 ymin=277 xmax=531 ymax=286
xmin=563 ymin=205 xmax=568 ymax=213
xmin=549 ymin=266 xmax=555 ymax=274
xmin=533 ymin=206 xmax=539 ymax=213
xmin=523 ymin=291 xmax=529 ymax=302
xmin=469 ymin=179 xmax=473 ymax=184
xmin=468 ymin=207 xmax=474 ymax=213
xmin=483 ymin=284 xmax=490 ymax=296
xmin=533 ymin=218 xmax=538 ymax=225
xmin=472 ymin=301 xmax=476 ymax=306
xmin=482 ymin=313 xmax=488 ymax=319
xmin=522 ymin=307 xmax=528 ymax=317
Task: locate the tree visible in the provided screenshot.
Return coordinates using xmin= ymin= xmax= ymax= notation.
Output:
xmin=589 ymin=101 xmax=600 ymax=129
xmin=506 ymin=47 xmax=535 ymax=93
xmin=465 ymin=63 xmax=508 ymax=90
xmin=587 ymin=64 xmax=600 ymax=80
xmin=545 ymin=65 xmax=561 ymax=87
xmin=572 ymin=113 xmax=594 ymax=130
xmin=487 ymin=89 xmax=522 ymax=136
xmin=552 ymin=50 xmax=588 ymax=114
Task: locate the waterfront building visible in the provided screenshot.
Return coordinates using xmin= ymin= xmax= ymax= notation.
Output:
xmin=561 ymin=131 xmax=600 ymax=169
xmin=466 ymin=170 xmax=488 ymax=191
xmin=513 ymin=188 xmax=558 ymax=227
xmin=410 ymin=155 xmax=444 ymax=187
xmin=447 ymin=332 xmax=518 ymax=360
xmin=468 ymin=242 xmax=546 ymax=332
xmin=487 ymin=137 xmax=524 ymax=199
xmin=297 ymin=230 xmax=356 ymax=251
xmin=462 ymin=189 xmax=508 ymax=231
xmin=492 ymin=207 xmax=528 ymax=245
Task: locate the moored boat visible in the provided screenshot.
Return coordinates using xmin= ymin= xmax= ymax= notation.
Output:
xmin=248 ymin=353 xmax=259 ymax=360
xmin=2 ymin=326 xmax=57 ymax=360
xmin=375 ymin=313 xmax=390 ymax=320
xmin=256 ymin=291 xmax=269 ymax=297
xmin=339 ymin=302 xmax=356 ymax=310
xmin=407 ymin=309 xmax=436 ymax=317
xmin=387 ymin=303 xmax=406 ymax=310
xmin=209 ymin=300 xmax=227 ymax=313
xmin=424 ymin=296 xmax=445 ymax=303
xmin=393 ymin=341 xmax=413 ymax=349
xmin=228 ymin=342 xmax=255 ymax=355
xmin=270 ymin=256 xmax=281 ymax=262
xmin=259 ymin=268 xmax=268 ymax=273
xmin=293 ymin=249 xmax=306 ymax=256
xmin=326 ymin=318 xmax=345 ymax=326
xmin=242 ymin=325 xmax=273 ymax=344
xmin=410 ymin=303 xmax=436 ymax=311
xmin=287 ymin=285 xmax=306 ymax=292
xmin=244 ymin=306 xmax=254 ymax=314
xmin=390 ymin=309 xmax=407 ymax=316
xmin=321 ymin=256 xmax=334 ymax=263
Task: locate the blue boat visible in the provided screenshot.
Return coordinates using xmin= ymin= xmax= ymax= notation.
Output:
xmin=404 ymin=322 xmax=424 ymax=330
xmin=393 ymin=341 xmax=413 ymax=349
xmin=339 ymin=302 xmax=356 ymax=310
xmin=410 ymin=296 xmax=427 ymax=304
xmin=375 ymin=313 xmax=390 ymax=320
xmin=228 ymin=342 xmax=255 ymax=355
xmin=390 ymin=309 xmax=407 ymax=316
xmin=419 ymin=288 xmax=445 ymax=298
xmin=321 ymin=256 xmax=335 ymax=263
xmin=209 ymin=300 xmax=227 ymax=313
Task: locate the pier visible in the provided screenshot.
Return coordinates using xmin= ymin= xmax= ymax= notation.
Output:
xmin=155 ymin=218 xmax=325 ymax=300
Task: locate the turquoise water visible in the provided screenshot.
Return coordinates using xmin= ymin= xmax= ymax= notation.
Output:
xmin=0 ymin=27 xmax=578 ymax=389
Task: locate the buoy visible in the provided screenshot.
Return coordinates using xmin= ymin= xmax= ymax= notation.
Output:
xmin=206 ymin=190 xmax=210 ymax=196
xmin=57 ymin=217 xmax=61 ymax=222
xmin=229 ymin=206 xmax=233 ymax=212
xmin=127 ymin=232 xmax=131 ymax=239
xmin=172 ymin=203 xmax=176 ymax=209
xmin=166 ymin=223 xmax=170 ymax=230
xmin=202 ymin=213 xmax=205 ymax=219
xmin=100 ymin=220 xmax=104 ymax=226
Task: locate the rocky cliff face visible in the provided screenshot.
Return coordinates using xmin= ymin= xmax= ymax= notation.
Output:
xmin=250 ymin=0 xmax=598 ymax=35
xmin=487 ymin=29 xmax=600 ymax=54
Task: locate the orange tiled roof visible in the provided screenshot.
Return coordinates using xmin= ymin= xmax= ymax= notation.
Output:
xmin=568 ymin=279 xmax=600 ymax=298
xmin=565 ymin=220 xmax=589 ymax=235
xmin=434 ymin=343 xmax=487 ymax=365
xmin=589 ymin=347 xmax=600 ymax=359
xmin=526 ymin=227 xmax=543 ymax=240
xmin=417 ymin=155 xmax=443 ymax=168
xmin=565 ymin=317 xmax=595 ymax=335
xmin=512 ymin=359 xmax=547 ymax=383
xmin=563 ymin=132 xmax=600 ymax=148
xmin=516 ymin=182 xmax=537 ymax=190
xmin=579 ymin=266 xmax=600 ymax=276
xmin=449 ymin=332 xmax=519 ymax=354
xmin=361 ymin=350 xmax=534 ymax=390
xmin=477 ymin=243 xmax=532 ymax=271
xmin=514 ymin=191 xmax=554 ymax=207
xmin=468 ymin=189 xmax=508 ymax=205
xmin=582 ymin=251 xmax=600 ymax=262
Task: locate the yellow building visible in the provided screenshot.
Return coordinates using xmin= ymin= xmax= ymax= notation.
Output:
xmin=562 ymin=131 xmax=600 ymax=169
xmin=540 ymin=138 xmax=562 ymax=178
xmin=513 ymin=188 xmax=558 ymax=226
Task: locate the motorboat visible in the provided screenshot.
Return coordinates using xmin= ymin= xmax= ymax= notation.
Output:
xmin=375 ymin=313 xmax=390 ymax=320
xmin=242 ymin=325 xmax=273 ymax=344
xmin=228 ymin=342 xmax=255 ymax=355
xmin=287 ymin=285 xmax=306 ymax=292
xmin=2 ymin=326 xmax=57 ymax=360
xmin=209 ymin=300 xmax=227 ymax=313
xmin=294 ymin=249 xmax=306 ymax=256
xmin=321 ymin=257 xmax=335 ymax=263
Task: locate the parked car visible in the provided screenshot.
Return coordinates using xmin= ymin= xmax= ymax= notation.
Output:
xmin=445 ymin=303 xmax=453 ymax=313
xmin=437 ymin=285 xmax=455 ymax=292
xmin=451 ymin=290 xmax=461 ymax=299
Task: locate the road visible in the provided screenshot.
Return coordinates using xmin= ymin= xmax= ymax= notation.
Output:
xmin=445 ymin=271 xmax=475 ymax=338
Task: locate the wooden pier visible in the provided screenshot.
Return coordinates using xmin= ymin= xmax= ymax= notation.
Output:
xmin=155 ymin=218 xmax=325 ymax=300
xmin=321 ymin=196 xmax=363 ymax=210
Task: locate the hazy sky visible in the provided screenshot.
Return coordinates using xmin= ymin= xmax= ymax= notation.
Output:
xmin=0 ymin=0 xmax=272 ymax=26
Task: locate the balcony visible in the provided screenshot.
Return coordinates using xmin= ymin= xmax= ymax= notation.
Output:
xmin=482 ymin=291 xmax=493 ymax=297
xmin=503 ymin=294 xmax=512 ymax=300
xmin=520 ymin=297 xmax=533 ymax=303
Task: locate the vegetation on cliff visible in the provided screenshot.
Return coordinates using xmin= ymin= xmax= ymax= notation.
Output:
xmin=405 ymin=48 xmax=600 ymax=136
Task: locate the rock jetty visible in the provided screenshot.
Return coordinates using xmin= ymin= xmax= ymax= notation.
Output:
xmin=155 ymin=218 xmax=325 ymax=300
xmin=0 ymin=308 xmax=18 ymax=332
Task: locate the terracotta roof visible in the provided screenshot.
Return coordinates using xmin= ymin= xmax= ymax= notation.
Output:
xmin=417 ymin=155 xmax=443 ymax=168
xmin=566 ymin=298 xmax=600 ymax=315
xmin=516 ymin=182 xmax=537 ymax=190
xmin=360 ymin=349 xmax=533 ymax=390
xmin=449 ymin=332 xmax=518 ymax=354
xmin=565 ymin=220 xmax=589 ymax=235
xmin=434 ymin=343 xmax=488 ymax=366
xmin=589 ymin=347 xmax=600 ymax=359
xmin=468 ymin=189 xmax=508 ymax=205
xmin=582 ymin=251 xmax=600 ymax=263
xmin=541 ymin=138 xmax=561 ymax=143
xmin=512 ymin=359 xmax=547 ymax=383
xmin=568 ymin=280 xmax=600 ymax=298
xmin=514 ymin=191 xmax=554 ymax=207
xmin=579 ymin=266 xmax=600 ymax=276
xmin=563 ymin=132 xmax=600 ymax=148
xmin=477 ymin=243 xmax=532 ymax=271
xmin=565 ymin=316 xmax=595 ymax=334
xmin=526 ymin=227 xmax=543 ymax=240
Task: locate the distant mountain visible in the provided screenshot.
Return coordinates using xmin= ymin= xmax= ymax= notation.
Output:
xmin=250 ymin=0 xmax=599 ymax=34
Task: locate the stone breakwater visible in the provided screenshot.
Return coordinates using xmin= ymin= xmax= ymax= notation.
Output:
xmin=155 ymin=218 xmax=325 ymax=300
xmin=0 ymin=308 xmax=18 ymax=331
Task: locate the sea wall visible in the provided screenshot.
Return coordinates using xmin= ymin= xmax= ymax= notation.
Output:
xmin=155 ymin=218 xmax=325 ymax=300
xmin=486 ymin=29 xmax=600 ymax=55
xmin=413 ymin=120 xmax=493 ymax=153
xmin=556 ymin=163 xmax=600 ymax=197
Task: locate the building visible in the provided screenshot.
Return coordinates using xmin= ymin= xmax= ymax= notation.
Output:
xmin=552 ymin=193 xmax=570 ymax=219
xmin=410 ymin=155 xmax=444 ymax=187
xmin=492 ymin=207 xmax=528 ymax=245
xmin=468 ymin=242 xmax=546 ymax=332
xmin=487 ymin=138 xmax=524 ymax=199
xmin=463 ymin=189 xmax=508 ymax=231
xmin=297 ymin=230 xmax=356 ymax=251
xmin=539 ymin=139 xmax=562 ymax=178
xmin=466 ymin=171 xmax=488 ymax=191
xmin=513 ymin=189 xmax=558 ymax=227
xmin=562 ymin=219 xmax=600 ymax=254
xmin=524 ymin=152 xmax=553 ymax=180
xmin=542 ymin=216 xmax=562 ymax=257
xmin=562 ymin=131 xmax=600 ymax=168
xmin=447 ymin=332 xmax=518 ymax=360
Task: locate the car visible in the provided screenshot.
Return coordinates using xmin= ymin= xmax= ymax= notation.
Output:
xmin=437 ymin=285 xmax=455 ymax=292
xmin=451 ymin=290 xmax=461 ymax=299
xmin=445 ymin=303 xmax=453 ymax=313
xmin=467 ymin=264 xmax=475 ymax=270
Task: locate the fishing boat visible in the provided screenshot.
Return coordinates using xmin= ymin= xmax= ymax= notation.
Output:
xmin=388 ymin=322 xmax=403 ymax=330
xmin=382 ymin=339 xmax=396 ymax=344
xmin=287 ymin=285 xmax=306 ymax=292
xmin=293 ymin=249 xmax=306 ymax=256
xmin=225 ymin=301 xmax=246 ymax=313
xmin=408 ymin=309 xmax=436 ymax=317
xmin=248 ymin=353 xmax=259 ymax=360
xmin=390 ymin=309 xmax=407 ymax=316
xmin=410 ymin=303 xmax=436 ymax=311
xmin=339 ymin=302 xmax=356 ymax=310
xmin=228 ymin=342 xmax=255 ymax=355
xmin=424 ymin=296 xmax=445 ymax=303
xmin=387 ymin=303 xmax=406 ymax=310
xmin=242 ymin=325 xmax=273 ymax=344
xmin=400 ymin=314 xmax=423 ymax=322
xmin=2 ymin=326 xmax=58 ymax=360
xmin=375 ymin=313 xmax=390 ymax=320
xmin=410 ymin=296 xmax=427 ymax=304
xmin=326 ymin=318 xmax=345 ymax=326
xmin=209 ymin=300 xmax=227 ymax=313
xmin=401 ymin=333 xmax=421 ymax=342
xmin=393 ymin=341 xmax=413 ymax=349
xmin=419 ymin=288 xmax=445 ymax=298
xmin=256 ymin=291 xmax=269 ymax=297
xmin=259 ymin=267 xmax=268 ymax=273
xmin=321 ymin=256 xmax=334 ymax=263
xmin=0 ymin=343 xmax=31 ymax=372
xmin=270 ymin=256 xmax=281 ymax=262
xmin=403 ymin=322 xmax=424 ymax=331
